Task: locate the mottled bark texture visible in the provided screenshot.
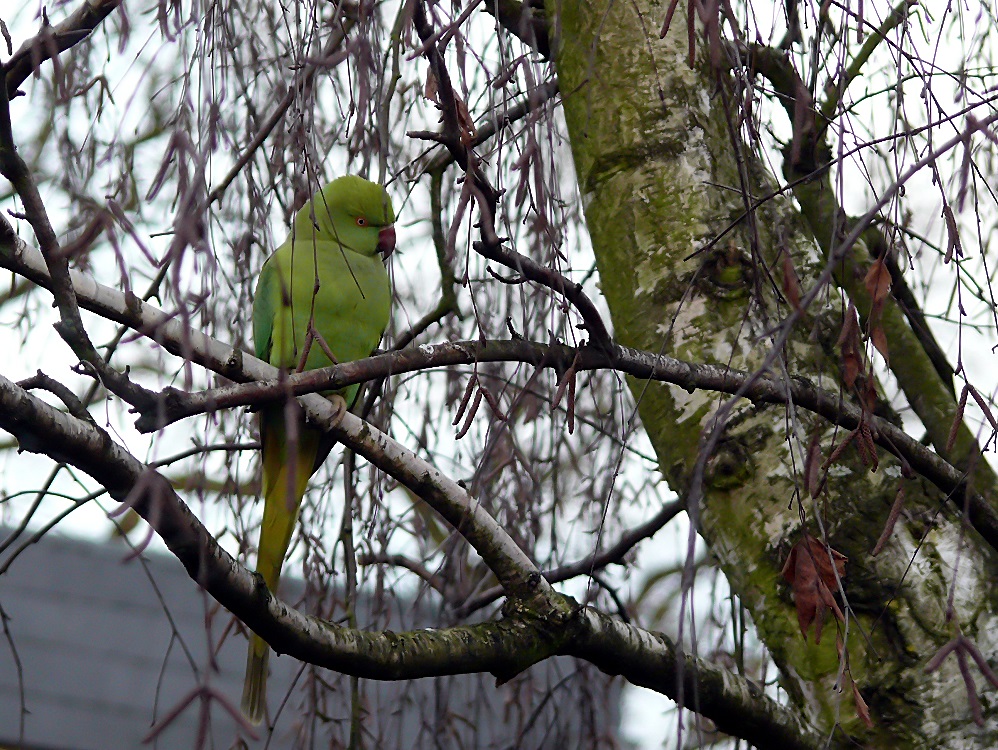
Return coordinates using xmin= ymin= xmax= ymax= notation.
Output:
xmin=552 ymin=1 xmax=998 ymax=745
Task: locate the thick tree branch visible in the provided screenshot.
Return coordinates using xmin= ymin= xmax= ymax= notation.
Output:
xmin=4 ymin=224 xmax=998 ymax=552
xmin=569 ymin=608 xmax=821 ymax=750
xmin=0 ymin=372 xmax=820 ymax=749
xmin=0 ymin=372 xmax=559 ymax=680
xmin=0 ymin=214 xmax=546 ymax=601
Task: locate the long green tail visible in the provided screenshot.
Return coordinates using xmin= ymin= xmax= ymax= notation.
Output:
xmin=241 ymin=405 xmax=320 ymax=724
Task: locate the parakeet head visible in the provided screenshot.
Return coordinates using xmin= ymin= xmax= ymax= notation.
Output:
xmin=294 ymin=175 xmax=396 ymax=258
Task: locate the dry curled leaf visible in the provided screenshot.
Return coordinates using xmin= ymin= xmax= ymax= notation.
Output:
xmin=424 ymin=69 xmax=439 ymax=104
xmin=804 ymin=430 xmax=823 ymax=499
xmin=870 ymin=322 xmax=889 ymax=359
xmin=454 ymin=96 xmax=477 ymax=144
xmin=837 ymin=302 xmax=862 ymax=389
xmin=863 ymin=257 xmax=892 ymax=305
xmin=782 ymin=249 xmax=802 ymax=312
xmin=781 ymin=534 xmax=847 ymax=643
xmin=864 ymin=258 xmax=892 ymax=359
xmin=851 ymin=678 xmax=873 ymax=728
xmin=942 ymin=204 xmax=963 ymax=263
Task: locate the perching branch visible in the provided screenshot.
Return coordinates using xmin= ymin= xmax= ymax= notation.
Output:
xmin=4 ymin=225 xmax=998 ymax=553
xmin=0 ymin=370 xmax=559 ymax=678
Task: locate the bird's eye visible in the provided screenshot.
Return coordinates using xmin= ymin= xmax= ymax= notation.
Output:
xmin=355 ymin=217 xmax=367 ymax=227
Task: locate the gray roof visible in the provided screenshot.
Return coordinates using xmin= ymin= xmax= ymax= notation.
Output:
xmin=0 ymin=529 xmax=620 ymax=749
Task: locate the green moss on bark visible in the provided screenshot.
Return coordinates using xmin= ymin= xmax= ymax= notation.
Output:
xmin=552 ymin=0 xmax=998 ymax=743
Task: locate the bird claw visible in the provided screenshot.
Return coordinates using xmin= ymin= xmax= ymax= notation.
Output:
xmin=327 ymin=393 xmax=348 ymax=428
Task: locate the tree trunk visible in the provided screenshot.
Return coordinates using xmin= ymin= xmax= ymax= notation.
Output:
xmin=552 ymin=1 xmax=998 ymax=745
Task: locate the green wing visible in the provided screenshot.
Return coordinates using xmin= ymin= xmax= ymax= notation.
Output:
xmin=252 ymin=254 xmax=281 ymax=363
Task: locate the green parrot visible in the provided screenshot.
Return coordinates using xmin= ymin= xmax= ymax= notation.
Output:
xmin=242 ymin=175 xmax=396 ymax=724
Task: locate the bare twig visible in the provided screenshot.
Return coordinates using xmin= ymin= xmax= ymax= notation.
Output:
xmin=455 ymin=498 xmax=686 ymax=616
xmin=0 ymin=61 xmax=158 ymax=414
xmin=16 ymin=370 xmax=94 ymax=422
xmin=206 ymin=11 xmax=357 ymax=205
xmin=411 ymin=1 xmax=613 ymax=350
xmin=356 ymin=552 xmax=449 ymax=596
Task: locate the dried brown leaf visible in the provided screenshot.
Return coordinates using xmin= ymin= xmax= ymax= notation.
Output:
xmin=782 ymin=251 xmax=802 ymax=312
xmin=863 ymin=257 xmax=892 ymax=304
xmin=837 ymin=303 xmax=862 ymax=389
xmin=943 ymin=204 xmax=963 ymax=263
xmin=852 ymin=679 xmax=873 ymax=728
xmin=781 ymin=534 xmax=847 ymax=643
xmin=870 ymin=322 xmax=889 ymax=360
xmin=804 ymin=430 xmax=822 ymax=499
xmin=455 ymin=97 xmax=477 ymax=144
xmin=424 ymin=69 xmax=439 ymax=104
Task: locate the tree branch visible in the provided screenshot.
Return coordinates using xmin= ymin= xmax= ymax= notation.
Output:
xmin=0 ymin=371 xmax=820 ymax=750
xmin=0 ymin=371 xmax=559 ymax=678
xmin=4 ymin=224 xmax=998 ymax=552
xmin=454 ymin=498 xmax=686 ymax=616
xmin=0 ymin=40 xmax=159 ymax=414
xmin=569 ymin=608 xmax=822 ymax=750
xmin=0 ymin=215 xmax=546 ymax=602
xmin=4 ymin=0 xmax=123 ymax=98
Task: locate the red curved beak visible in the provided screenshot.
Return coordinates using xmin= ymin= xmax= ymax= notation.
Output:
xmin=377 ymin=225 xmax=396 ymax=260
